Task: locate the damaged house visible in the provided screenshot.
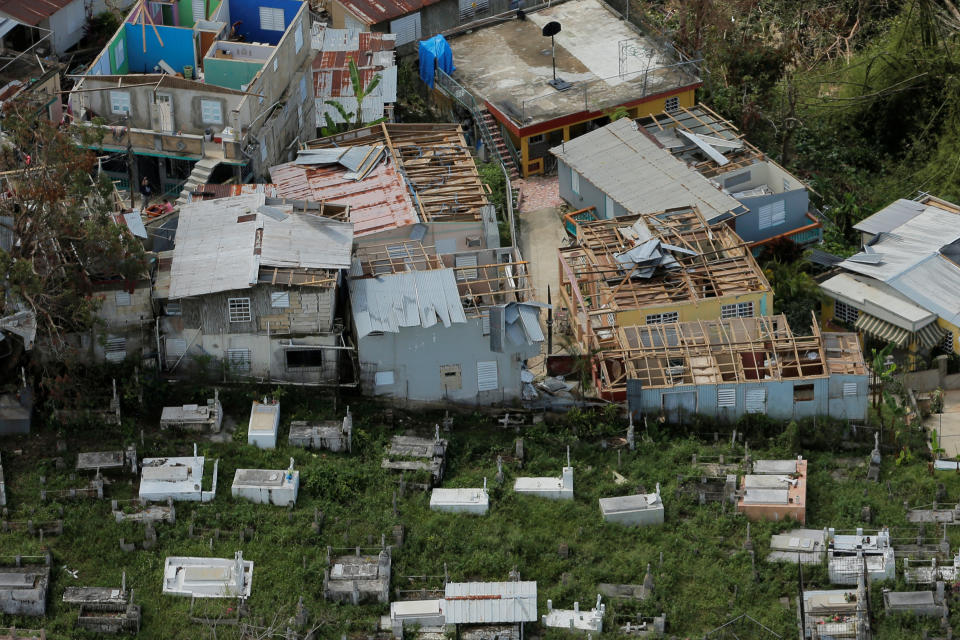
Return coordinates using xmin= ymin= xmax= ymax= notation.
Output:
xmin=154 ymin=193 xmax=354 ymax=383
xmin=820 ymin=194 xmax=960 ymax=358
xmin=349 ymin=240 xmax=544 ymax=404
xmin=609 ymin=314 xmax=868 ymax=420
xmin=558 ymin=206 xmax=773 ymax=398
xmin=552 ymin=109 xmax=821 ymax=253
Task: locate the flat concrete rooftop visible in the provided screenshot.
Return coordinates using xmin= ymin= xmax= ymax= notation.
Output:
xmin=448 ymin=0 xmax=698 ymax=129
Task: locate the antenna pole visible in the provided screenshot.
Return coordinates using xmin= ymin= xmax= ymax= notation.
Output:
xmin=552 ymin=35 xmax=557 ymax=83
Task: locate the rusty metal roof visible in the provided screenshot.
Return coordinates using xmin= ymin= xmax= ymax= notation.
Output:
xmin=0 ymin=0 xmax=72 ymax=26
xmin=269 ymin=160 xmax=417 ymax=237
xmin=338 ymin=0 xmax=445 ymax=25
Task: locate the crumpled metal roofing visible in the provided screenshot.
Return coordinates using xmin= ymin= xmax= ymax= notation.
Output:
xmin=443 ymin=581 xmax=538 ymax=624
xmin=169 ymin=194 xmax=353 ymax=299
xmin=349 ymin=269 xmax=467 ymax=339
xmin=550 ymin=118 xmax=742 ymax=221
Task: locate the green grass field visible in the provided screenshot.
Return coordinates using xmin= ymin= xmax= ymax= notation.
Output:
xmin=0 ymin=379 xmax=957 ymax=639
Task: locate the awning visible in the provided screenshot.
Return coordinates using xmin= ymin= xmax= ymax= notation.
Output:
xmin=913 ymin=321 xmax=946 ymax=350
xmin=855 ymin=313 xmax=910 ymax=346
xmin=855 ymin=312 xmax=946 ymax=350
xmin=0 ymin=18 xmax=23 ymax=40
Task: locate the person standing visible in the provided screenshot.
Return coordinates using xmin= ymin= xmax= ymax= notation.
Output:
xmin=139 ymin=176 xmax=152 ymax=209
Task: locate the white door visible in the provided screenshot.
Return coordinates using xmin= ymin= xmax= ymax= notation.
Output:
xmin=157 ymin=94 xmax=174 ymax=132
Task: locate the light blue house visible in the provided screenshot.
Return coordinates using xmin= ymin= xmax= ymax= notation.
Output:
xmin=607 ymin=314 xmax=868 ymax=423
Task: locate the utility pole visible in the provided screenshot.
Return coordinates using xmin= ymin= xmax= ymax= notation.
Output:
xmin=546 ymin=284 xmax=553 ymax=357
xmin=124 ymin=116 xmax=139 ymax=210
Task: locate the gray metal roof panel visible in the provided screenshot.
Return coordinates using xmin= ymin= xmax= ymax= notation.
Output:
xmin=852 ymin=199 xmax=926 ymax=235
xmin=349 ymin=269 xmax=466 ymax=339
xmin=550 ymin=119 xmax=741 ymax=220
xmin=443 ymin=581 xmax=538 ymax=624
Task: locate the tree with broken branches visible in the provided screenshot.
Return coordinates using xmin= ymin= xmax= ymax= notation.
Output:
xmin=0 ymin=99 xmax=146 ymax=353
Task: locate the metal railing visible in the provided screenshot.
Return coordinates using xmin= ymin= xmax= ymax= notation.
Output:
xmin=435 ymin=67 xmax=516 ymax=247
xmin=518 ymin=58 xmax=701 ymax=126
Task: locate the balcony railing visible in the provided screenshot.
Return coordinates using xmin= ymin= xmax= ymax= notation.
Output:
xmin=74 ymin=122 xmax=243 ymax=163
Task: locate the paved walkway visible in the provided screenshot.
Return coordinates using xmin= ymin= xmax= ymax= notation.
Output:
xmin=927 ymin=389 xmax=960 ymax=459
xmin=514 ymin=175 xmax=564 ymax=213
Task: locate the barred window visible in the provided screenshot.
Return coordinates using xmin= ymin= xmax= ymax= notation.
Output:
xmin=834 ymin=300 xmax=859 ymax=325
xmin=944 ymin=331 xmax=955 ymax=354
xmin=721 ymin=302 xmax=754 ymax=319
xmin=664 ymin=96 xmax=679 ymax=112
xmin=227 ymin=348 xmax=251 ymax=372
xmin=228 ymin=298 xmax=252 ymax=323
xmin=645 ymin=311 xmax=679 ymax=325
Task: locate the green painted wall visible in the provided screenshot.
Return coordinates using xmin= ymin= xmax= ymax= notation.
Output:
xmin=107 ymin=32 xmax=129 ymax=74
xmin=177 ymin=0 xmax=195 ymax=27
xmin=204 ymin=57 xmax=262 ymax=90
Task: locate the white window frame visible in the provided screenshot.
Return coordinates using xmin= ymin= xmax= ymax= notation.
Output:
xmin=110 ymin=90 xmax=131 ymax=115
xmin=228 ymin=297 xmax=252 ymax=323
xmin=294 ymin=19 xmax=304 ymax=53
xmin=227 ymin=348 xmax=251 ymax=373
xmin=758 ymin=200 xmax=786 ymax=230
xmin=645 ymin=311 xmax=679 ymax=325
xmin=259 ymin=6 xmax=285 ymax=31
xmin=834 ymin=300 xmax=859 ymax=325
xmin=104 ymin=337 xmax=127 ymax=363
xmin=200 ymin=99 xmax=223 ymax=125
xmin=721 ymin=301 xmax=754 ymax=319
xmin=717 ymin=388 xmax=736 ymax=408
xmin=270 ymin=291 xmax=290 ymax=308
xmin=113 ymin=38 xmax=125 ymax=69
xmin=570 ymin=168 xmax=580 ymax=195
xmin=476 ymin=360 xmax=498 ymax=392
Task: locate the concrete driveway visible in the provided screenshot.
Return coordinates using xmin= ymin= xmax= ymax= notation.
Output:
xmin=518 ymin=206 xmax=567 ymax=311
xmin=928 ymin=389 xmax=960 ymax=459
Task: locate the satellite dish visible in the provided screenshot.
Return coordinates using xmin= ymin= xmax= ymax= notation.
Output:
xmin=541 ymin=21 xmax=571 ymax=91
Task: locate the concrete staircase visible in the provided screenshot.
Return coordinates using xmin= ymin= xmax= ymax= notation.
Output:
xmin=479 ymin=109 xmax=520 ymax=180
xmin=175 ymin=158 xmax=221 ymax=207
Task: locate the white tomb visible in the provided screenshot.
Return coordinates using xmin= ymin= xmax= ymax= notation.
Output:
xmin=542 ymin=595 xmax=605 ymax=633
xmin=139 ymin=444 xmax=217 ymax=502
xmin=599 ymin=484 xmax=664 ymax=526
xmin=388 ymin=599 xmax=445 ymax=638
xmin=430 ymin=479 xmax=489 ymax=515
xmin=162 ymin=551 xmax=252 ymax=598
xmin=248 ymin=399 xmax=280 ymax=449
xmin=160 ymin=390 xmax=222 ymax=432
xmin=231 ymin=458 xmax=300 ymax=506
xmin=514 ymin=448 xmax=574 ymax=500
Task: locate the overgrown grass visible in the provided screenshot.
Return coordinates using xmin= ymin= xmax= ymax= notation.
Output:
xmin=0 ymin=377 xmax=958 ymax=638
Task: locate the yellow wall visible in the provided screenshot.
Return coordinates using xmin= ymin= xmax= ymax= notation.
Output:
xmin=518 ymin=87 xmax=697 ymax=177
xmin=329 ymin=1 xmax=369 ymax=30
xmin=821 ymin=298 xmax=836 ymax=327
xmin=613 ymin=291 xmax=773 ymax=327
xmin=938 ymin=317 xmax=959 ymax=352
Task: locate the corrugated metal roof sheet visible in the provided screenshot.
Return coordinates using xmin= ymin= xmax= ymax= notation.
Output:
xmin=338 ymin=0 xmax=445 ymax=25
xmin=889 ymin=255 xmax=960 ymax=327
xmin=550 ymin=118 xmax=741 ymax=220
xmin=312 ymin=26 xmax=397 ymax=125
xmin=350 ymin=268 xmax=466 ymax=338
xmin=841 ymin=206 xmax=960 ymax=281
xmin=169 ymin=194 xmax=353 ymax=299
xmin=0 ymin=0 xmax=72 ymax=26
xmin=820 ymin=272 xmax=935 ymax=327
xmin=443 ymin=581 xmax=538 ymax=624
xmin=269 ymin=159 xmax=418 ymax=237
xmin=852 ymin=199 xmax=926 ymax=235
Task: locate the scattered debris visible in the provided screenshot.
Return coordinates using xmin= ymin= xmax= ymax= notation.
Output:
xmin=289 ymin=408 xmax=352 ymax=453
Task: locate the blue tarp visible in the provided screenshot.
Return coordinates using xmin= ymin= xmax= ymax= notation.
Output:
xmin=418 ymin=35 xmax=455 ymax=89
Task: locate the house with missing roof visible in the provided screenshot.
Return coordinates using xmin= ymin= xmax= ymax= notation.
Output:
xmin=820 ymin=195 xmax=960 ymax=358
xmin=615 ymin=315 xmax=867 ymax=419
xmin=70 ymin=0 xmax=314 ymax=201
xmin=311 ymin=24 xmax=397 ymax=129
xmin=552 ymin=109 xmax=820 ymax=253
xmin=559 ymin=207 xmax=774 ymax=396
xmin=152 ymin=192 xmax=354 ymax=383
xmin=349 ymin=241 xmax=544 ymax=404
xmin=437 ymin=0 xmax=701 ymax=178
xmin=270 ymin=123 xmax=501 ymax=250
